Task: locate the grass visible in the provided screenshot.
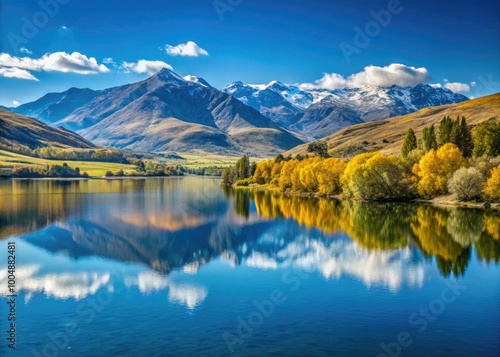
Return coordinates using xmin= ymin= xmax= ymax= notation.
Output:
xmin=159 ymin=150 xmax=263 ymax=169
xmin=0 ymin=150 xmax=136 ymax=177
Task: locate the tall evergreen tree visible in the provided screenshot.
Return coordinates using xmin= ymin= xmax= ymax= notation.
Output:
xmin=422 ymin=124 xmax=438 ymax=152
xmin=458 ymin=116 xmax=474 ymax=158
xmin=401 ymin=128 xmax=418 ymax=157
xmin=235 ymin=155 xmax=251 ymax=179
xmin=438 ymin=116 xmax=454 ymax=147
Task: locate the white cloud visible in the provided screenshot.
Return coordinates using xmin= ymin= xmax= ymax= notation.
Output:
xmin=300 ymin=73 xmax=347 ymax=91
xmin=121 ymin=59 xmax=173 ymax=75
xmin=300 ymin=63 xmax=431 ymax=90
xmin=429 ymin=83 xmax=442 ymax=88
xmin=12 ymin=100 xmax=20 ymax=107
xmin=0 ymin=52 xmax=109 ymax=75
xmin=470 ymin=81 xmax=476 ymax=87
xmin=20 ymin=47 xmax=32 ymax=54
xmin=103 ymin=57 xmax=115 ymax=64
xmin=165 ymin=41 xmax=208 ymax=57
xmin=444 ymin=82 xmax=470 ymax=93
xmin=61 ymin=25 xmax=68 ymax=30
xmin=0 ymin=66 xmax=38 ymax=81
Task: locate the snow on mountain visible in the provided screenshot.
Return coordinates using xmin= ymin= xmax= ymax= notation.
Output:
xmin=222 ymin=81 xmax=314 ymax=125
xmin=50 ymin=68 xmax=304 ymax=156
xmin=224 ymin=81 xmax=469 ymax=138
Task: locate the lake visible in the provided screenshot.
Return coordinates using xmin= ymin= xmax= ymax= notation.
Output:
xmin=0 ymin=177 xmax=498 ymax=357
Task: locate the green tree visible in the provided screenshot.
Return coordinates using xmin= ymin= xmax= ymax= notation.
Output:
xmin=250 ymin=162 xmax=257 ymax=176
xmin=401 ymin=128 xmax=417 ymax=157
xmin=438 ymin=116 xmax=454 ymax=147
xmin=473 ymin=121 xmax=500 ymax=157
xmin=235 ymin=155 xmax=251 ymax=180
xmin=453 ymin=116 xmax=473 ymax=158
xmin=307 ymin=141 xmax=329 ymax=158
xmin=221 ymin=166 xmax=236 ymax=186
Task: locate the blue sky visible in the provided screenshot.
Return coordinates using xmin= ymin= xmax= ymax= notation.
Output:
xmin=0 ymin=0 xmax=499 ymax=106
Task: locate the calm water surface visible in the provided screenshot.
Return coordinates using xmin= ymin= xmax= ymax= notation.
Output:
xmin=0 ymin=177 xmax=498 ymax=356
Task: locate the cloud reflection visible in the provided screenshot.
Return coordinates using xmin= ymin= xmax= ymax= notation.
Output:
xmin=245 ymin=235 xmax=426 ymax=291
xmin=0 ymin=265 xmax=110 ymax=300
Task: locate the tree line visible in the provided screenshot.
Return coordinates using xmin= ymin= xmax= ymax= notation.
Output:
xmin=0 ymin=139 xmax=127 ymax=163
xmin=11 ymin=163 xmax=88 ymax=178
xmin=222 ymin=116 xmax=500 ymax=202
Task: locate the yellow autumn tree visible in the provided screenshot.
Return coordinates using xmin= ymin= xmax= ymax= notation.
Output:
xmin=299 ymin=157 xmax=322 ymax=192
xmin=484 ymin=165 xmax=500 ymax=202
xmin=253 ymin=160 xmax=274 ymax=184
xmin=347 ymin=153 xmax=410 ymax=200
xmin=270 ymin=161 xmax=283 ymax=186
xmin=341 ymin=152 xmax=378 ymax=197
xmin=279 ymin=159 xmax=299 ymax=191
xmin=413 ymin=143 xmax=467 ymax=198
xmin=290 ymin=159 xmax=309 ymax=192
xmin=316 ymin=158 xmax=347 ymax=195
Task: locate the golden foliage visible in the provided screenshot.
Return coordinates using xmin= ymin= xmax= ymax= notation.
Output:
xmin=484 ymin=165 xmax=500 ymax=202
xmin=414 ymin=143 xmax=467 ymax=197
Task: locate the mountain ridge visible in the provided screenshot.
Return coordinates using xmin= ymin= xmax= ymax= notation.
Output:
xmin=285 ymin=92 xmax=500 ymax=157
xmin=223 ymin=81 xmax=469 ymax=139
xmin=0 ymin=108 xmax=95 ymax=149
xmin=49 ymin=68 xmax=304 ymax=157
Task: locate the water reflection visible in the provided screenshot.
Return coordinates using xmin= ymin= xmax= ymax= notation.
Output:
xmin=0 ymin=179 xmax=499 ymax=305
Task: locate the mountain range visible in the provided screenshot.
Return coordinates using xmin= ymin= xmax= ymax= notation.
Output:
xmin=286 ymin=93 xmax=500 ymax=157
xmin=8 ymin=68 xmax=470 ymax=156
xmin=15 ymin=69 xmax=304 ymax=156
xmin=222 ymin=81 xmax=469 ymax=139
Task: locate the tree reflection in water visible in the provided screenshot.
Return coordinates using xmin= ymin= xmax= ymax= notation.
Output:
xmin=233 ymin=188 xmax=500 ymax=278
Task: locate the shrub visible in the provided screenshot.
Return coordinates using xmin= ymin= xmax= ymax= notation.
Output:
xmin=448 ymin=167 xmax=484 ymax=201
xmin=235 ymin=179 xmax=252 ymax=186
xmin=105 ymin=170 xmax=114 ymax=177
xmin=12 ymin=166 xmax=43 ymax=178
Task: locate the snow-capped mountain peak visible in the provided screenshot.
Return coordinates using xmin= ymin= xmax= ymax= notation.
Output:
xmin=183 ymin=75 xmax=211 ymax=87
xmin=223 ymin=80 xmax=469 ymax=138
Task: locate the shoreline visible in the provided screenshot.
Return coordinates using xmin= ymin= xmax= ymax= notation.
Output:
xmin=233 ymin=183 xmax=500 ymax=210
xmin=4 ymin=174 xmax=220 ymax=181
